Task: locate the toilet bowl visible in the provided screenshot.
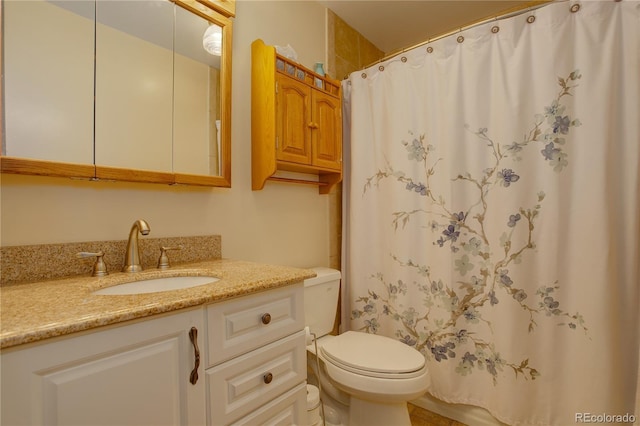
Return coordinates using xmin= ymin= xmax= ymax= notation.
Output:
xmin=319 ymin=332 xmax=429 ymax=401
xmin=304 ymin=268 xmax=429 ymax=426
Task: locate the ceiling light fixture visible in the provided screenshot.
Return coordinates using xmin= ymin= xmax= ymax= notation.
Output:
xmin=202 ymin=25 xmax=222 ymax=56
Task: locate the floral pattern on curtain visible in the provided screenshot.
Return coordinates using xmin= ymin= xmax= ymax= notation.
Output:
xmin=343 ymin=2 xmax=639 ymax=425
xmin=354 ymin=70 xmax=587 ymax=384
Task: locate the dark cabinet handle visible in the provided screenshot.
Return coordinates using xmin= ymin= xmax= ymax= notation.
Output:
xmin=189 ymin=327 xmax=200 ymax=385
xmin=261 ymin=313 xmax=272 ymax=325
xmin=263 ymin=372 xmax=273 ymax=384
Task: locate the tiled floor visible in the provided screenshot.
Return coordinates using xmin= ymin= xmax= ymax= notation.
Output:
xmin=408 ymin=403 xmax=467 ymax=426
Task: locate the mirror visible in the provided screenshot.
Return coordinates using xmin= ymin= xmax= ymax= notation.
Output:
xmin=2 ymin=0 xmax=95 ymax=166
xmin=1 ymin=0 xmax=232 ymax=187
xmin=173 ymin=5 xmax=224 ymax=177
xmin=95 ymin=0 xmax=175 ymax=173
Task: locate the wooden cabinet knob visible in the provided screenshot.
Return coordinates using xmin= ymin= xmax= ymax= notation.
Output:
xmin=261 ymin=313 xmax=271 ymax=324
xmin=263 ymin=372 xmax=273 ymax=384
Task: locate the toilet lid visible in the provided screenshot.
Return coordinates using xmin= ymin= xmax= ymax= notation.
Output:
xmin=320 ymin=331 xmax=425 ymax=378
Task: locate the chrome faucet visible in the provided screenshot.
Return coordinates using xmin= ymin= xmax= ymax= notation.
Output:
xmin=122 ymin=219 xmax=150 ymax=272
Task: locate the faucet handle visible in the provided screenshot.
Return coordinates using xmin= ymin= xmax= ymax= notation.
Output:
xmin=76 ymin=251 xmax=109 ymax=277
xmin=157 ymin=246 xmax=183 ymax=270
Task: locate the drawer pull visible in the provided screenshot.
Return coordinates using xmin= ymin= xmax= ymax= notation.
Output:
xmin=261 ymin=313 xmax=272 ymax=325
xmin=189 ymin=327 xmax=200 ymax=385
xmin=263 ymin=372 xmax=273 ymax=384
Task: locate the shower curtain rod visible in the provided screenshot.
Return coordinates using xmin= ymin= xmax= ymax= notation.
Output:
xmin=362 ymin=0 xmax=554 ymax=70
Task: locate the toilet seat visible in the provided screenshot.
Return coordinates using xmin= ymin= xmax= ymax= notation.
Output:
xmin=320 ymin=331 xmax=426 ymax=379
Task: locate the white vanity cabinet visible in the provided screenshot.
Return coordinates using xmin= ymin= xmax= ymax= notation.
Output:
xmin=205 ymin=283 xmax=307 ymax=425
xmin=0 ymin=308 xmax=206 ymax=426
xmin=0 ymin=282 xmax=307 ymax=426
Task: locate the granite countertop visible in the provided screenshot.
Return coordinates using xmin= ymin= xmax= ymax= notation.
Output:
xmin=0 ymin=259 xmax=316 ymax=350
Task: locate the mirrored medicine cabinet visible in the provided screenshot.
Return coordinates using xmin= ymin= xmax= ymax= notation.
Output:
xmin=0 ymin=0 xmax=232 ymax=187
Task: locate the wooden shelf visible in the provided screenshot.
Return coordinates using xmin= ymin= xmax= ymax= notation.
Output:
xmin=274 ymin=55 xmax=341 ymax=98
xmin=267 ymin=177 xmax=328 ymax=187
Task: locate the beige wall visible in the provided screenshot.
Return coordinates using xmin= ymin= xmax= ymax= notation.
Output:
xmin=0 ymin=1 xmax=331 ymax=270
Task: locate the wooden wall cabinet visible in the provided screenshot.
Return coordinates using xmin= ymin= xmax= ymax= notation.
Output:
xmin=251 ymin=39 xmax=342 ymax=194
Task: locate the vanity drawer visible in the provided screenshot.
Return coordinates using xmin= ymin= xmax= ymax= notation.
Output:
xmin=206 ymin=330 xmax=306 ymax=425
xmin=230 ymin=382 xmax=307 ymax=426
xmin=206 ymin=283 xmax=304 ymax=366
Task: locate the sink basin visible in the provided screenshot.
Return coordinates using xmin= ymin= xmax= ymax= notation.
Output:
xmin=93 ymin=276 xmax=219 ymax=295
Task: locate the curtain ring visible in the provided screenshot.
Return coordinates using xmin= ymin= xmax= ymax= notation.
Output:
xmin=526 ymin=15 xmax=536 ymax=24
xmin=491 ymin=26 xmax=500 ymax=34
xmin=570 ymin=3 xmax=580 ymax=13
xmin=378 ymin=65 xmax=385 ymax=71
xmin=401 ymin=56 xmax=408 ymax=63
xmin=361 ymin=72 xmax=367 ymax=79
xmin=457 ymin=35 xmax=465 ymax=43
xmin=427 ymin=46 xmax=434 ymax=53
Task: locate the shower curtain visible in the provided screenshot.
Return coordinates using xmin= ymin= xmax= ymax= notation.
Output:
xmin=343 ymin=2 xmax=639 ymax=425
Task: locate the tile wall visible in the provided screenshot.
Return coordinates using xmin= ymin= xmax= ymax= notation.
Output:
xmin=326 ymin=9 xmax=384 ymax=271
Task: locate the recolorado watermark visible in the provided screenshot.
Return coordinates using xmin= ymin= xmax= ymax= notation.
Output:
xmin=575 ymin=412 xmax=636 ymax=423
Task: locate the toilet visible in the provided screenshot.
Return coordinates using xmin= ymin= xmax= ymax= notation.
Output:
xmin=304 ymin=267 xmax=429 ymax=426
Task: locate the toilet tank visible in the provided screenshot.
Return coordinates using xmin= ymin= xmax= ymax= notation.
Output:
xmin=304 ymin=267 xmax=341 ymax=338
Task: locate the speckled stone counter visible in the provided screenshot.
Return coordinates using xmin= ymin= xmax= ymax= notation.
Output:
xmin=0 ymin=259 xmax=315 ymax=349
